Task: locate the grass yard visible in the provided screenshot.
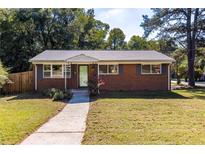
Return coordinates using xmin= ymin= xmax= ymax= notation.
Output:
xmin=0 ymin=92 xmax=66 ymax=145
xmin=82 ymin=88 xmax=205 ymax=144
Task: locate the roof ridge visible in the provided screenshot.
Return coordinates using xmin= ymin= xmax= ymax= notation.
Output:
xmin=44 ymin=49 xmax=158 ymax=52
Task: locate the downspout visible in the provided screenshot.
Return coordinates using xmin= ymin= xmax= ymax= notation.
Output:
xmin=168 ymin=64 xmax=171 ymax=90
xmin=34 ymin=64 xmax=37 ymax=91
xmin=76 ymin=64 xmax=78 ymax=89
xmin=64 ymin=64 xmax=67 ymax=90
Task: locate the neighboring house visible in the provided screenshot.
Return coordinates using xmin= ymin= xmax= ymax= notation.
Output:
xmin=29 ymin=50 xmax=175 ymax=91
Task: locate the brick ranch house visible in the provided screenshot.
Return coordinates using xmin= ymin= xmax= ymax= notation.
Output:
xmin=29 ymin=50 xmax=175 ymax=91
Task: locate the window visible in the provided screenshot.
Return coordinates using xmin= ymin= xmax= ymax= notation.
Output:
xmin=108 ymin=65 xmax=118 ymax=74
xmin=141 ymin=65 xmax=150 ymax=74
xmin=141 ymin=64 xmax=161 ymax=74
xmin=99 ymin=65 xmax=107 ymax=74
xmin=52 ymin=65 xmax=62 ymax=78
xmin=99 ymin=65 xmax=118 ymax=75
xmin=64 ymin=65 xmax=71 ymax=78
xmin=43 ymin=64 xmax=71 ymax=78
xmin=151 ymin=64 xmax=161 ymax=74
xmin=43 ymin=65 xmax=51 ymax=78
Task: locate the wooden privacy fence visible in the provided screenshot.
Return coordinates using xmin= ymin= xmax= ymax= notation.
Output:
xmin=3 ymin=71 xmax=34 ymax=94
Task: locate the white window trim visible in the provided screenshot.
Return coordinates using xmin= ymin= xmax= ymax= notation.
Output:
xmin=43 ymin=64 xmax=52 ymax=78
xmin=99 ymin=64 xmax=119 ymax=75
xmin=141 ymin=64 xmax=162 ymax=75
xmin=64 ymin=64 xmax=72 ymax=78
xmin=43 ymin=64 xmax=71 ymax=78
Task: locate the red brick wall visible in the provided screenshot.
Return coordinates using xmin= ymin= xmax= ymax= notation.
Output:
xmin=37 ymin=64 xmax=78 ymax=91
xmin=99 ymin=64 xmax=168 ymax=91
xmin=36 ymin=64 xmax=169 ymax=91
xmin=89 ymin=64 xmax=98 ymax=83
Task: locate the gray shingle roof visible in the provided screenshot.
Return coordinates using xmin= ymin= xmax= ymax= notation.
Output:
xmin=29 ymin=50 xmax=175 ymax=63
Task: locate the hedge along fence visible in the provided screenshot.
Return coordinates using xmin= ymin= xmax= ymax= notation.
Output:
xmin=3 ymin=71 xmax=34 ymax=94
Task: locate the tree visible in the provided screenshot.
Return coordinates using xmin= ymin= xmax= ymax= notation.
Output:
xmin=0 ymin=61 xmax=10 ymax=88
xmin=195 ymin=48 xmax=205 ymax=81
xmin=0 ymin=9 xmax=109 ymax=73
xmin=107 ymin=28 xmax=125 ymax=50
xmin=127 ymin=35 xmax=177 ymax=53
xmin=128 ymin=35 xmax=148 ymax=50
xmin=77 ymin=9 xmax=109 ymax=49
xmin=171 ymin=49 xmax=187 ymax=84
xmin=141 ymin=8 xmax=205 ymax=87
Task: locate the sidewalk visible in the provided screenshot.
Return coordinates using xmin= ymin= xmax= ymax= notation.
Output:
xmin=172 ymin=80 xmax=205 ymax=88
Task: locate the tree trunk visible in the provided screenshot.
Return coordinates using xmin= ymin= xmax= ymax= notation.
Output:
xmin=177 ymin=76 xmax=181 ymax=85
xmin=185 ymin=77 xmax=188 ymax=82
xmin=186 ymin=8 xmax=195 ymax=87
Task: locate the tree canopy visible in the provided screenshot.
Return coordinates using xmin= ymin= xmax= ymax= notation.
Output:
xmin=128 ymin=35 xmax=148 ymax=50
xmin=0 ymin=8 xmax=110 ymax=73
xmin=107 ymin=28 xmax=126 ymax=50
xmin=141 ymin=8 xmax=205 ymax=86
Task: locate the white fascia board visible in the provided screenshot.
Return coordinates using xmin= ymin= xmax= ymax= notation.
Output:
xmin=31 ymin=61 xmax=68 ymax=64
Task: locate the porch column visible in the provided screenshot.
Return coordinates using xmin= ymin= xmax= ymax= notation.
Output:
xmin=64 ymin=64 xmax=67 ymax=90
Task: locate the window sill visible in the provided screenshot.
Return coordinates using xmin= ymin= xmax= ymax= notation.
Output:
xmin=99 ymin=74 xmax=119 ymax=75
xmin=43 ymin=77 xmax=71 ymax=79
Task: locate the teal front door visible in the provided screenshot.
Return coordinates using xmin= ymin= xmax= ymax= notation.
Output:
xmin=79 ymin=65 xmax=88 ymax=87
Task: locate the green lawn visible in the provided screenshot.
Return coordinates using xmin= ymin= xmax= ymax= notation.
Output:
xmin=0 ymin=92 xmax=66 ymax=145
xmin=82 ymin=88 xmax=205 ymax=144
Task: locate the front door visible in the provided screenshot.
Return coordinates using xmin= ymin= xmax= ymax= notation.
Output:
xmin=79 ymin=65 xmax=88 ymax=87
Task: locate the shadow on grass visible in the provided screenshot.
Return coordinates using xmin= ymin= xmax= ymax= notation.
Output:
xmin=98 ymin=90 xmax=189 ymax=99
xmin=179 ymin=88 xmax=205 ymax=100
xmin=3 ymin=92 xmax=47 ymax=101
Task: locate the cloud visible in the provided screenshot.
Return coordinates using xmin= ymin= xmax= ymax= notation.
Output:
xmin=96 ymin=9 xmax=125 ymax=19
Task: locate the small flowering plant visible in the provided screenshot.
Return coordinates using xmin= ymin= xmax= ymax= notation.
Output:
xmin=88 ymin=79 xmax=105 ymax=96
xmin=98 ymin=79 xmax=105 ymax=88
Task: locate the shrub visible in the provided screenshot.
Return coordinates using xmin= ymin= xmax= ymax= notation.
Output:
xmin=0 ymin=61 xmax=11 ymax=89
xmin=88 ymin=79 xmax=105 ymax=96
xmin=53 ymin=90 xmax=64 ymax=101
xmin=42 ymin=88 xmax=59 ymax=98
xmin=42 ymin=88 xmax=73 ymax=101
xmin=88 ymin=80 xmax=98 ymax=96
xmin=63 ymin=89 xmax=73 ymax=99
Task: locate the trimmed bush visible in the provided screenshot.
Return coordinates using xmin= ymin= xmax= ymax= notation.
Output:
xmin=42 ymin=88 xmax=73 ymax=101
xmin=53 ymin=90 xmax=64 ymax=101
xmin=63 ymin=89 xmax=73 ymax=99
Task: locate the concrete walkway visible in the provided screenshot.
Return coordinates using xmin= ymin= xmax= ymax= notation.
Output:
xmin=21 ymin=89 xmax=90 ymax=145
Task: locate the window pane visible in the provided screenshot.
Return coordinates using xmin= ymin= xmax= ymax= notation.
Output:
xmin=142 ymin=65 xmax=150 ymax=74
xmin=152 ymin=65 xmax=161 ymax=74
xmin=99 ymin=65 xmax=107 ymax=74
xmin=108 ymin=65 xmax=118 ymax=74
xmin=64 ymin=65 xmax=71 ymax=78
xmin=52 ymin=65 xmax=62 ymax=77
xmin=44 ymin=72 xmax=51 ymax=78
xmin=44 ymin=65 xmax=51 ymax=71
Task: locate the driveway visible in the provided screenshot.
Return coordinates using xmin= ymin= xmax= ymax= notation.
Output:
xmin=21 ymin=89 xmax=90 ymax=145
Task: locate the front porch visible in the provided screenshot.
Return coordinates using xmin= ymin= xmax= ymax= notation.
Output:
xmin=63 ymin=63 xmax=98 ymax=90
xmin=63 ymin=53 xmax=99 ymax=91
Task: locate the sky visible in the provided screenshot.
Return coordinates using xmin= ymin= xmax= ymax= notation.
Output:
xmin=94 ymin=8 xmax=153 ymax=41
